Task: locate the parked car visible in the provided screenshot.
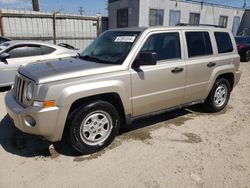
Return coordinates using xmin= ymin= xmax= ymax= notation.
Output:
xmin=235 ymin=36 xmax=250 ymax=62
xmin=0 ymin=41 xmax=78 ymax=87
xmin=0 ymin=36 xmax=11 ymax=44
xmin=5 ymin=26 xmax=241 ymax=154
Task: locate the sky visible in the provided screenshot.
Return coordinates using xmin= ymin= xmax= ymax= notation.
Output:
xmin=0 ymin=0 xmax=249 ymax=16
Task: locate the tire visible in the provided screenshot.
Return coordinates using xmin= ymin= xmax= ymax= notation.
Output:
xmin=204 ymin=78 xmax=231 ymax=112
xmin=245 ymin=50 xmax=250 ymax=62
xmin=68 ymin=100 xmax=120 ymax=154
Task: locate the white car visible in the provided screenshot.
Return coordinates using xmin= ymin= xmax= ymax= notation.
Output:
xmin=0 ymin=41 xmax=78 ymax=87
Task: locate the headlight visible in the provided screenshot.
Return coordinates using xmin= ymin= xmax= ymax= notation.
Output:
xmin=26 ymin=82 xmax=34 ymax=101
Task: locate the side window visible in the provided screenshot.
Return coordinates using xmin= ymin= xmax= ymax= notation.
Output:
xmin=149 ymin=9 xmax=164 ymax=26
xmin=117 ymin=8 xmax=128 ymax=28
xmin=189 ymin=13 xmax=200 ymax=25
xmin=185 ymin=31 xmax=213 ymax=58
xmin=214 ymin=32 xmax=233 ymax=54
xmin=141 ymin=32 xmax=181 ymax=61
xmin=41 ymin=45 xmax=56 ymax=55
xmin=7 ymin=45 xmax=43 ymax=58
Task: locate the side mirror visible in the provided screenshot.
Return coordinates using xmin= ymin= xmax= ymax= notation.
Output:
xmin=0 ymin=52 xmax=10 ymax=62
xmin=133 ymin=52 xmax=157 ymax=69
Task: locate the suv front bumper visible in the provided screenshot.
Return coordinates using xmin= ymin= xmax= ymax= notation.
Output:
xmin=5 ymin=91 xmax=61 ymax=142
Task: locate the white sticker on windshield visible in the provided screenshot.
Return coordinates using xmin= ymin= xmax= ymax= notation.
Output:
xmin=114 ymin=36 xmax=136 ymax=43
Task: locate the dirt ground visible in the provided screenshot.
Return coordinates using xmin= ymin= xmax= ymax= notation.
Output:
xmin=0 ymin=63 xmax=250 ymax=188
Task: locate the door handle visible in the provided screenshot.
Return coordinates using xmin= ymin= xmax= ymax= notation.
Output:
xmin=207 ymin=62 xmax=216 ymax=68
xmin=171 ymin=67 xmax=184 ymax=73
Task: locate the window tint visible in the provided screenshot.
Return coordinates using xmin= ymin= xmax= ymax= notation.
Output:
xmin=214 ymin=32 xmax=233 ymax=54
xmin=7 ymin=45 xmax=43 ymax=58
xmin=117 ymin=8 xmax=128 ymax=28
xmin=41 ymin=45 xmax=56 ymax=55
xmin=141 ymin=32 xmax=181 ymax=61
xmin=186 ymin=32 xmax=213 ymax=57
xmin=149 ymin=9 xmax=164 ymax=26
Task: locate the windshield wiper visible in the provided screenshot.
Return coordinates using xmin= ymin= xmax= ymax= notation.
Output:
xmin=79 ymin=55 xmax=112 ymax=64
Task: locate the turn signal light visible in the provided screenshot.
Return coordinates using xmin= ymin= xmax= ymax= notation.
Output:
xmin=33 ymin=100 xmax=56 ymax=108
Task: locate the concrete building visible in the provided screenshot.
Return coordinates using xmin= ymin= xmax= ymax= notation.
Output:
xmin=238 ymin=9 xmax=250 ymax=36
xmin=108 ymin=0 xmax=245 ymax=35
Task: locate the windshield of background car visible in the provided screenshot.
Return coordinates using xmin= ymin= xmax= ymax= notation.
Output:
xmin=80 ymin=31 xmax=141 ymax=64
xmin=0 ymin=42 xmax=11 ymax=52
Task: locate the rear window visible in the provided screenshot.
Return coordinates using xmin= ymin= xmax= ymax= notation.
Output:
xmin=214 ymin=32 xmax=233 ymax=54
xmin=185 ymin=31 xmax=213 ymax=58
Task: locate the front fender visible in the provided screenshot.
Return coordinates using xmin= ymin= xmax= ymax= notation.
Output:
xmin=51 ymin=80 xmax=132 ymax=141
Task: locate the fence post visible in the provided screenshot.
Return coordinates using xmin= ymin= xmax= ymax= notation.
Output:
xmin=96 ymin=14 xmax=101 ymax=36
xmin=0 ymin=11 xmax=4 ymax=36
xmin=52 ymin=12 xmax=56 ymax=44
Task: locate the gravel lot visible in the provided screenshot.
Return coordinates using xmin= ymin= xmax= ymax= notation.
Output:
xmin=0 ymin=63 xmax=250 ymax=188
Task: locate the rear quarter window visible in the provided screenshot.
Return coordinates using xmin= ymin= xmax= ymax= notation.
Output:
xmin=41 ymin=45 xmax=56 ymax=55
xmin=214 ymin=32 xmax=233 ymax=54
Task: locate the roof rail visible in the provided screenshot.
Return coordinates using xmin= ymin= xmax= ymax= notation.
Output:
xmin=176 ymin=23 xmax=224 ymax=28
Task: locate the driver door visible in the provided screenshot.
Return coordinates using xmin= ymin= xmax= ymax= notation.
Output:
xmin=130 ymin=31 xmax=186 ymax=117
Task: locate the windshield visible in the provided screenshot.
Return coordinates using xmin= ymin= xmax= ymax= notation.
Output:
xmin=80 ymin=31 xmax=141 ymax=64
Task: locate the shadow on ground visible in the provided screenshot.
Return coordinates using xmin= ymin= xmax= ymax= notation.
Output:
xmin=0 ymin=105 xmax=209 ymax=158
xmin=0 ymin=87 xmax=11 ymax=93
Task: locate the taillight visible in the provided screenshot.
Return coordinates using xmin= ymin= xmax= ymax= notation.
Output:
xmin=237 ymin=44 xmax=246 ymax=50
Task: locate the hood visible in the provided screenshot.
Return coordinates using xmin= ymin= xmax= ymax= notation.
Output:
xmin=19 ymin=57 xmax=123 ymax=84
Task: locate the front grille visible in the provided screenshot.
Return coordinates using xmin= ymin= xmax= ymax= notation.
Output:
xmin=14 ymin=74 xmax=28 ymax=104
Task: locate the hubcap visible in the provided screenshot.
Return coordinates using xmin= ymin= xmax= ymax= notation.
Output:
xmin=80 ymin=111 xmax=113 ymax=146
xmin=214 ymin=84 xmax=227 ymax=107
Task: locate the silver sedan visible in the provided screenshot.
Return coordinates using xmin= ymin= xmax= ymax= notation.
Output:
xmin=0 ymin=41 xmax=78 ymax=87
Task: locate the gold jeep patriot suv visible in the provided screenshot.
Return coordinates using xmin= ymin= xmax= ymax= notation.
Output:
xmin=5 ymin=26 xmax=241 ymax=154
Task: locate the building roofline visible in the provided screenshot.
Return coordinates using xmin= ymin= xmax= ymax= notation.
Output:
xmin=170 ymin=0 xmax=245 ymax=11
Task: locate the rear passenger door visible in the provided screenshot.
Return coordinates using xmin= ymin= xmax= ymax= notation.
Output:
xmin=183 ymin=31 xmax=215 ymax=103
xmin=130 ymin=31 xmax=186 ymax=116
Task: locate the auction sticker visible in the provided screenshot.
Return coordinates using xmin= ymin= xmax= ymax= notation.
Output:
xmin=114 ymin=36 xmax=136 ymax=43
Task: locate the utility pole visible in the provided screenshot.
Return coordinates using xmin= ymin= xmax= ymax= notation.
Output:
xmin=79 ymin=7 xmax=85 ymax=15
xmin=32 ymin=0 xmax=40 ymax=11
xmin=243 ymin=0 xmax=246 ymax=8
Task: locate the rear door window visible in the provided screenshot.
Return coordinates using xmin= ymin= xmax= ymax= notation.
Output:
xmin=214 ymin=32 xmax=233 ymax=54
xmin=185 ymin=31 xmax=213 ymax=58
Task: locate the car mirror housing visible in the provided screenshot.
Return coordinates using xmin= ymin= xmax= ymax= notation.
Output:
xmin=133 ymin=51 xmax=157 ymax=69
xmin=0 ymin=52 xmax=10 ymax=62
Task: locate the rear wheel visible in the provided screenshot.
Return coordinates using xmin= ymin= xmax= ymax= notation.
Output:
xmin=245 ymin=50 xmax=250 ymax=62
xmin=204 ymin=78 xmax=231 ymax=112
xmin=68 ymin=100 xmax=120 ymax=154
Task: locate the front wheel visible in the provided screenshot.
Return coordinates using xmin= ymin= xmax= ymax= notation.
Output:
xmin=204 ymin=78 xmax=231 ymax=112
xmin=68 ymin=100 xmax=120 ymax=154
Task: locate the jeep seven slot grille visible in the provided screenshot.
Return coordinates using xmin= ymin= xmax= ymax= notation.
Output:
xmin=14 ymin=75 xmax=26 ymax=104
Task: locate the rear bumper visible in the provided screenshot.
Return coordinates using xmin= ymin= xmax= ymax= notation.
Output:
xmin=5 ymin=90 xmax=61 ymax=142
